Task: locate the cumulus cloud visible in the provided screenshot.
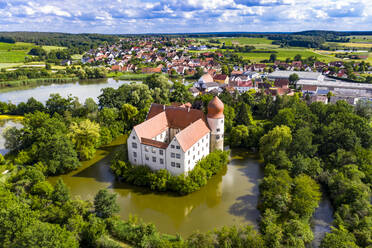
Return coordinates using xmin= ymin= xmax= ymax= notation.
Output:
xmin=0 ymin=0 xmax=370 ymax=33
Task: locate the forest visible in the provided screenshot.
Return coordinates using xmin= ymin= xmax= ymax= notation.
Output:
xmin=0 ymin=73 xmax=371 ymax=247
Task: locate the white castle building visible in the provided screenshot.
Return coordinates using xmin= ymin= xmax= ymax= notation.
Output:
xmin=127 ymin=96 xmax=224 ymax=175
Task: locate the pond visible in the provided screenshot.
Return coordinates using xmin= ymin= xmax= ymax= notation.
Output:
xmin=0 ymin=78 xmax=133 ymax=104
xmin=49 ymin=140 xmax=264 ymax=237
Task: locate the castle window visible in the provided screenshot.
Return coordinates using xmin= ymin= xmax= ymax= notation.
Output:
xmin=133 ymin=152 xmax=137 ymax=157
xmin=176 ymin=163 xmax=181 ymax=168
xmin=221 ymin=119 xmax=223 ymax=123
xmin=132 ymin=136 xmax=135 ymax=140
xmin=188 ymin=160 xmax=190 ymax=164
xmin=145 ymin=146 xmax=149 ymax=152
xmin=152 ymin=157 xmax=156 ymax=162
xmin=198 ymin=151 xmax=200 ymax=155
xmin=193 ymin=155 xmax=195 ymax=160
xmin=132 ymin=142 xmax=137 ymax=149
xmin=206 ymin=143 xmax=209 ymax=147
xmin=176 ymin=145 xmax=180 ymax=149
xmin=216 ymin=135 xmax=220 ymax=140
xmin=176 ymin=154 xmax=181 ymax=159
xmin=171 ymin=153 xmax=175 ymax=158
xmin=188 ymin=151 xmax=190 ymax=155
xmin=171 ymin=145 xmax=175 ymax=149
xmin=160 ymin=159 xmax=164 ymax=164
xmin=145 ymin=155 xmax=149 ymax=161
xmin=193 ymin=147 xmax=195 ymax=151
xmin=134 ymin=159 xmax=137 ymax=163
xmin=152 ymin=148 xmax=156 ymax=153
xmin=171 ymin=162 xmax=175 ymax=167
xmin=217 ymin=128 xmax=220 ymax=132
xmin=159 ymin=150 xmax=164 ymax=155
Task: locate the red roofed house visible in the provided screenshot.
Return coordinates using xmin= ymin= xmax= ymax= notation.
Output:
xmin=127 ymin=97 xmax=224 ymax=175
xmin=213 ymin=74 xmax=229 ymax=85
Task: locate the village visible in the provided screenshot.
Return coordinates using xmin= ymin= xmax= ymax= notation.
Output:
xmin=78 ymin=37 xmax=372 ymax=105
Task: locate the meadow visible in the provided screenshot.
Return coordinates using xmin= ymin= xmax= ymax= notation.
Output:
xmin=195 ymin=37 xmax=279 ymax=49
xmin=0 ymin=42 xmax=35 ymax=63
xmin=42 ymin=45 xmax=67 ymax=52
xmin=237 ymin=48 xmax=338 ymax=63
xmin=347 ymin=35 xmax=372 ymax=43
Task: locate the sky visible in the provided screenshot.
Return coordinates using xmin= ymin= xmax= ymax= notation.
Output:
xmin=0 ymin=0 xmax=371 ymax=34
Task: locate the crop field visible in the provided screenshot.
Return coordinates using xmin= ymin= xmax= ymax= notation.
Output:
xmin=0 ymin=42 xmax=35 ymax=63
xmin=237 ymin=48 xmax=338 ymax=63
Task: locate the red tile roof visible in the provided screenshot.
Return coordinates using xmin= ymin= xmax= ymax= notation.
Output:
xmin=175 ymin=119 xmax=210 ymax=152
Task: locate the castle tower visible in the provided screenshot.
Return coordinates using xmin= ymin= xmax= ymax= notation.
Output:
xmin=207 ymin=96 xmax=224 ymax=152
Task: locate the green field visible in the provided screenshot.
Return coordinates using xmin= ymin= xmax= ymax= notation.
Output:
xmin=0 ymin=42 xmax=35 ymax=63
xmin=195 ymin=37 xmax=279 ymax=49
xmin=237 ymin=48 xmax=338 ymax=63
xmin=42 ymin=45 xmax=67 ymax=52
xmin=347 ymin=35 xmax=372 ymax=43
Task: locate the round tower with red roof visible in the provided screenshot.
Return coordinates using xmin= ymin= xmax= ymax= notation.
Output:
xmin=207 ymin=96 xmax=224 ymax=152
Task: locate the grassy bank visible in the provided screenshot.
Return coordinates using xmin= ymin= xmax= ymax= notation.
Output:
xmin=0 ymin=77 xmax=78 ymax=89
xmin=110 ymin=72 xmax=153 ymax=80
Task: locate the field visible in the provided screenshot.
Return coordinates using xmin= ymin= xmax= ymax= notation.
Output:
xmin=0 ymin=42 xmax=35 ymax=63
xmin=237 ymin=48 xmax=338 ymax=63
xmin=42 ymin=45 xmax=67 ymax=52
xmin=347 ymin=35 xmax=372 ymax=43
xmin=195 ymin=37 xmax=279 ymax=49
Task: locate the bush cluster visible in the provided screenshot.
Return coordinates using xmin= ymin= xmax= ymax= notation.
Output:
xmin=111 ymin=150 xmax=230 ymax=195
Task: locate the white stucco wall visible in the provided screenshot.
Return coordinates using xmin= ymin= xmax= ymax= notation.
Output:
xmin=127 ymin=130 xmax=142 ymax=166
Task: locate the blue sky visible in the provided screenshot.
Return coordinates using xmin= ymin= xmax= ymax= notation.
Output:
xmin=0 ymin=0 xmax=371 ymax=33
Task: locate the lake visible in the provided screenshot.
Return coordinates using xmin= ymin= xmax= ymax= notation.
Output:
xmin=0 ymin=78 xmax=133 ymax=104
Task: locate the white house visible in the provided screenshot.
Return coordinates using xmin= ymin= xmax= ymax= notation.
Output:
xmin=127 ymin=97 xmax=225 ymax=175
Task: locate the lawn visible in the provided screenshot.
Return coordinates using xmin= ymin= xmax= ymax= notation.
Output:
xmin=237 ymin=48 xmax=338 ymax=63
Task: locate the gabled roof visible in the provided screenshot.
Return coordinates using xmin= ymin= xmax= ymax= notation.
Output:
xmin=175 ymin=119 xmax=210 ymax=152
xmin=133 ymin=111 xmax=168 ymax=140
xmin=147 ymin=103 xmax=206 ymax=129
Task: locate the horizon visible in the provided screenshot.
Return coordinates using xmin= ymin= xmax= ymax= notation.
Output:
xmin=0 ymin=0 xmax=371 ymax=34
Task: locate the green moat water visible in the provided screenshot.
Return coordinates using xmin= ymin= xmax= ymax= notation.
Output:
xmin=48 ymin=136 xmax=264 ymax=237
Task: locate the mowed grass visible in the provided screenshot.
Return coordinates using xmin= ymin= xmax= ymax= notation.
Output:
xmin=237 ymin=48 xmax=338 ymax=63
xmin=0 ymin=42 xmax=35 ymax=63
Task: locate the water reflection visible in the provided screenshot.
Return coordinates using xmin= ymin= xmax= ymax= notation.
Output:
xmin=0 ymin=78 xmax=134 ymax=104
xmin=0 ymin=119 xmax=23 ymax=155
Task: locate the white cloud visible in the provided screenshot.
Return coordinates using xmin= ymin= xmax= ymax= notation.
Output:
xmin=0 ymin=0 xmax=370 ymax=33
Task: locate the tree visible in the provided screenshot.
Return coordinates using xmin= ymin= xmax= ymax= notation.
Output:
xmin=230 ymin=125 xmax=249 ymax=147
xmin=320 ymin=227 xmax=359 ymax=248
xmin=119 ymin=103 xmax=139 ymax=132
xmin=52 ymin=178 xmax=70 ymax=204
xmin=291 ymin=175 xmax=321 ymax=218
xmin=273 ymin=108 xmax=296 ymax=130
xmin=294 ymin=54 xmax=302 ymax=61
xmin=144 ymin=74 xmax=171 ymax=104
xmin=94 ymin=189 xmax=119 ymax=219
xmin=68 ymin=119 xmax=100 ymax=160
xmin=38 ymin=134 xmax=80 ymax=175
xmin=259 ymin=125 xmax=292 ymax=163
xmin=46 ymin=94 xmax=74 ymax=115
xmin=269 ymin=53 xmax=277 ymax=62
xmin=169 ymin=81 xmax=193 ymax=103
xmin=221 ymin=65 xmax=229 ymax=75
xmin=235 ymin=103 xmax=254 ymax=126
xmin=13 ymin=221 xmax=78 ymax=248
xmin=289 ymin=73 xmax=299 ymax=88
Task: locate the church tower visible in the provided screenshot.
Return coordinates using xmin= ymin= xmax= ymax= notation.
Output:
xmin=207 ymin=96 xmax=224 ymax=152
